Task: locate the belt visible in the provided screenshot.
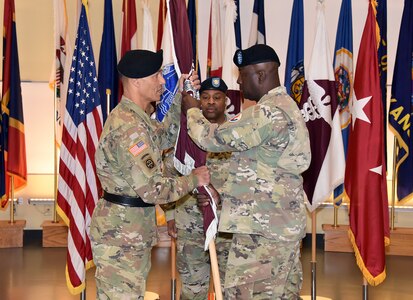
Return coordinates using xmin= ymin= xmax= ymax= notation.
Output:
xmin=103 ymin=191 xmax=154 ymax=208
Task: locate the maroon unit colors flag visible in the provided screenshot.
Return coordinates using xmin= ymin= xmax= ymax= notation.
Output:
xmin=299 ymin=0 xmax=345 ymax=212
xmin=1 ymin=0 xmax=27 ymax=209
xmin=345 ymin=1 xmax=389 ymax=286
xmin=57 ymin=1 xmax=103 ymax=294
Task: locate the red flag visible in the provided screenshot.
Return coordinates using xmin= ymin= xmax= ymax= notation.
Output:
xmin=206 ymin=0 xmax=222 ymax=78
xmin=57 ymin=2 xmax=103 ymax=294
xmin=345 ymin=1 xmax=389 ymax=286
xmin=118 ymin=0 xmax=137 ymax=102
xmin=169 ymin=0 xmax=193 ymax=74
xmin=1 ymin=0 xmax=27 ymax=209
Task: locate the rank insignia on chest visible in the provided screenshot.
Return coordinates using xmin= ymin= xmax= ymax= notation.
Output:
xmin=129 ymin=140 xmax=148 ymax=156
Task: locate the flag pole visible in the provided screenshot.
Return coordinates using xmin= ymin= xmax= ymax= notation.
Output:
xmin=311 ymin=210 xmax=316 ymax=300
xmin=9 ymin=175 xmax=15 ymax=223
xmin=333 ymin=205 xmax=339 ymax=227
xmin=208 ymin=240 xmax=223 ymax=300
xmin=390 ymin=136 xmax=398 ymax=230
xmin=106 ymin=89 xmax=111 ymax=118
xmin=53 ymin=84 xmax=58 ymax=223
xmin=171 ymin=237 xmax=176 ymax=300
xmin=362 ymin=277 xmax=368 ymax=300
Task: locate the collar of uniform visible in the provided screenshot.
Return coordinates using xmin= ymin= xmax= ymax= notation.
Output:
xmin=267 ymin=86 xmax=287 ymax=95
xmin=120 ymin=96 xmax=153 ymax=124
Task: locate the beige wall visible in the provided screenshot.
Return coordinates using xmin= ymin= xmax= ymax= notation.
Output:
xmin=0 ymin=0 xmax=410 ymax=229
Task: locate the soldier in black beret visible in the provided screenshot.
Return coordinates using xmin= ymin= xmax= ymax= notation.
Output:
xmin=90 ymin=49 xmax=209 ymax=299
xmin=182 ymin=43 xmax=310 ymax=299
xmin=199 ymin=77 xmax=228 ymax=124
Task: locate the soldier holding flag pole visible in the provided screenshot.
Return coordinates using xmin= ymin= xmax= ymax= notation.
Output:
xmin=184 ymin=44 xmax=310 ymax=299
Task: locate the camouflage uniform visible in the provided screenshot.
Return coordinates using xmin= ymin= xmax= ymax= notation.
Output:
xmin=90 ymin=95 xmax=198 ymax=300
xmin=164 ymin=151 xmax=232 ymax=300
xmin=187 ymin=86 xmax=311 ymax=299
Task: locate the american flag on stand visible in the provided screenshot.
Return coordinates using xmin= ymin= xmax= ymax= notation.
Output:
xmin=56 ymin=2 xmax=103 ymax=295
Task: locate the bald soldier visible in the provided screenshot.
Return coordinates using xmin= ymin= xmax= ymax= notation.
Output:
xmin=90 ymin=49 xmax=210 ymax=299
xmin=164 ymin=77 xmax=232 ymax=300
xmin=182 ymin=44 xmax=311 ymax=299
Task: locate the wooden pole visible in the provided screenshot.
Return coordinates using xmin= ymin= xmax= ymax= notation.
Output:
xmin=9 ymin=175 xmax=15 ymax=223
xmin=390 ymin=136 xmax=398 ymax=230
xmin=171 ymin=238 xmax=177 ymax=300
xmin=208 ymin=239 xmax=223 ymax=300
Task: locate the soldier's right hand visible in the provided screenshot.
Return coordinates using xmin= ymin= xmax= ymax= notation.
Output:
xmin=167 ymin=219 xmax=177 ymax=238
xmin=192 ymin=166 xmax=210 ymax=187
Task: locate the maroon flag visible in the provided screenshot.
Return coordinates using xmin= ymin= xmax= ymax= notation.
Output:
xmin=345 ymin=1 xmax=389 ymax=286
xmin=299 ymin=0 xmax=345 ymax=211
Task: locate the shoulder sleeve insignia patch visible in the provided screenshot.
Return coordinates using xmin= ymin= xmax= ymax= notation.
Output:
xmin=129 ymin=140 xmax=148 ymax=156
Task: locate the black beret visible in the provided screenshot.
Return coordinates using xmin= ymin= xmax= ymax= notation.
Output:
xmin=117 ymin=49 xmax=163 ymax=78
xmin=199 ymin=77 xmax=228 ymax=94
xmin=233 ymin=44 xmax=280 ymax=68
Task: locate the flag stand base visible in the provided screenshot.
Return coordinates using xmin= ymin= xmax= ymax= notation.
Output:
xmin=322 ymin=224 xmax=413 ymax=256
xmin=0 ymin=220 xmax=26 ymax=248
xmin=41 ymin=220 xmax=67 ymax=247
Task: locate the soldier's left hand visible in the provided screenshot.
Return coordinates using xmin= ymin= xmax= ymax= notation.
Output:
xmin=181 ymin=90 xmax=200 ymax=114
xmin=178 ymin=73 xmax=200 ymax=92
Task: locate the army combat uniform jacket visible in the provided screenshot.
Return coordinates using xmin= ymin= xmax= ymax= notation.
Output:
xmin=93 ymin=95 xmax=199 ymax=247
xmin=187 ymin=86 xmax=311 ymax=242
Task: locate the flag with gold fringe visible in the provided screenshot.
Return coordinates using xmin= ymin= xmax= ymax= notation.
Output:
xmin=1 ymin=0 xmax=27 ymax=209
xmin=57 ymin=1 xmax=103 ymax=294
xmin=345 ymin=0 xmax=390 ymax=286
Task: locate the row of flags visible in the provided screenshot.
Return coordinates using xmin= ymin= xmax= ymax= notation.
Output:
xmin=1 ymin=0 xmax=411 ymax=294
xmin=282 ymin=0 xmax=411 ymax=287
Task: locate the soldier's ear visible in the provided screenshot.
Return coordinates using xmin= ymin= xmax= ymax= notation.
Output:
xmin=257 ymin=70 xmax=266 ymax=84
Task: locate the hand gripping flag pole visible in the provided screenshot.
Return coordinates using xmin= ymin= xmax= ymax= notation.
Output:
xmin=173 ymin=68 xmax=223 ymax=300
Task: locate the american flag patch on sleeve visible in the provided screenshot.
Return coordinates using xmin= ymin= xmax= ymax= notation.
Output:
xmin=129 ymin=140 xmax=148 ymax=156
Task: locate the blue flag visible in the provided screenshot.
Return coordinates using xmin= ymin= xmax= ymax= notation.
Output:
xmin=234 ymin=0 xmax=242 ymax=49
xmin=187 ymin=0 xmax=201 ymax=81
xmin=389 ymin=0 xmax=413 ymax=204
xmin=248 ymin=0 xmax=266 ymax=45
xmin=377 ymin=0 xmax=387 ymax=164
xmin=98 ymin=0 xmax=118 ymax=122
xmin=284 ymin=0 xmax=305 ymax=104
xmin=333 ymin=0 xmax=353 ymax=203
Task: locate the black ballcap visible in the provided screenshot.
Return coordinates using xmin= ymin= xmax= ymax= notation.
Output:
xmin=233 ymin=44 xmax=280 ymax=68
xmin=117 ymin=49 xmax=163 ymax=78
xmin=199 ymin=77 xmax=228 ymax=94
